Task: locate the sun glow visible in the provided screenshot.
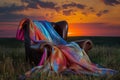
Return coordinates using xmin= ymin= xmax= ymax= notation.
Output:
xmin=68 ymin=24 xmax=84 ymax=36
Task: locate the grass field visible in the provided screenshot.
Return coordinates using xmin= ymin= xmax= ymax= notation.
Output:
xmin=0 ymin=37 xmax=120 ymax=80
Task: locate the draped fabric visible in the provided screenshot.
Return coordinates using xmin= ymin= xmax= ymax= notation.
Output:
xmin=16 ymin=18 xmax=117 ymax=77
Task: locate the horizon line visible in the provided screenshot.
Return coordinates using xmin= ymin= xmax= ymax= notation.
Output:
xmin=0 ymin=35 xmax=120 ymax=38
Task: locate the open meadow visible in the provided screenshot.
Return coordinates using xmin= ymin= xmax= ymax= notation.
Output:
xmin=0 ymin=36 xmax=120 ymax=80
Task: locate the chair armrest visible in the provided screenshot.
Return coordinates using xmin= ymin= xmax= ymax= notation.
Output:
xmin=74 ymin=40 xmax=93 ymax=53
xmin=30 ymin=41 xmax=53 ymax=56
xmin=29 ymin=41 xmax=53 ymax=66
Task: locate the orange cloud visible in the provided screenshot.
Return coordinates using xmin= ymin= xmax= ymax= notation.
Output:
xmin=0 ymin=0 xmax=120 ymax=37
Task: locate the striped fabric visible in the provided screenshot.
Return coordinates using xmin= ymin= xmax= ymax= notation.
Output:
xmin=16 ymin=18 xmax=117 ymax=78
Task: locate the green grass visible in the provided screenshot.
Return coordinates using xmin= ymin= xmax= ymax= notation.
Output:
xmin=0 ymin=37 xmax=120 ymax=80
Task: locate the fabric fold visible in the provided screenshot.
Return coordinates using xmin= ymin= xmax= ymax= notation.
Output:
xmin=16 ymin=18 xmax=117 ymax=77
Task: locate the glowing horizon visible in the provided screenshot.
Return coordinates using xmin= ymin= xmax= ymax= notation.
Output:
xmin=0 ymin=0 xmax=120 ymax=37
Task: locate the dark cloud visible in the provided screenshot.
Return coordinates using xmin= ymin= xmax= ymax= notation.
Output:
xmin=89 ymin=7 xmax=94 ymax=10
xmin=0 ymin=13 xmax=26 ymax=22
xmin=102 ymin=0 xmax=120 ymax=6
xmin=0 ymin=3 xmax=25 ymax=21
xmin=81 ymin=12 xmax=87 ymax=16
xmin=38 ymin=1 xmax=56 ymax=9
xmin=0 ymin=0 xmax=58 ymax=22
xmin=63 ymin=9 xmax=74 ymax=16
xmin=96 ymin=10 xmax=109 ymax=17
xmin=102 ymin=10 xmax=109 ymax=13
xmin=0 ymin=1 xmax=85 ymax=17
xmin=54 ymin=7 xmax=61 ymax=12
xmin=27 ymin=3 xmax=38 ymax=9
xmin=0 ymin=12 xmax=46 ymax=22
xmin=21 ymin=0 xmax=61 ymax=12
xmin=62 ymin=2 xmax=86 ymax=9
xmin=21 ymin=0 xmax=40 ymax=9
xmin=21 ymin=1 xmax=86 ymax=12
xmin=21 ymin=0 xmax=39 ymax=9
xmin=88 ymin=7 xmax=95 ymax=12
xmin=0 ymin=4 xmax=24 ymax=14
xmin=96 ymin=12 xmax=102 ymax=17
xmin=21 ymin=0 xmax=57 ymax=9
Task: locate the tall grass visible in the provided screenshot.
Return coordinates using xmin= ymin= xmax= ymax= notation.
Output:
xmin=0 ymin=37 xmax=120 ymax=80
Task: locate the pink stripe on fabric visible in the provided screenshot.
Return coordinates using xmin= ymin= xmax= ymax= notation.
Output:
xmin=16 ymin=30 xmax=24 ymax=40
xmin=38 ymin=48 xmax=47 ymax=66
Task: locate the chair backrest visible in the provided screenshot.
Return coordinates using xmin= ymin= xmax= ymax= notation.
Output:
xmin=51 ymin=21 xmax=68 ymax=40
xmin=22 ymin=19 xmax=68 ymax=65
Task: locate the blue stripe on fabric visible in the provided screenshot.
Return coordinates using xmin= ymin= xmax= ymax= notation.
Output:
xmin=33 ymin=20 xmax=67 ymax=45
xmin=33 ymin=20 xmax=52 ymax=42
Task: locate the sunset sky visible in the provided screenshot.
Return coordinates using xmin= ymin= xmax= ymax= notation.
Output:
xmin=0 ymin=0 xmax=120 ymax=37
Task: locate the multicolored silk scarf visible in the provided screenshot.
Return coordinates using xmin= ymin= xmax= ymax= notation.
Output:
xmin=16 ymin=18 xmax=117 ymax=77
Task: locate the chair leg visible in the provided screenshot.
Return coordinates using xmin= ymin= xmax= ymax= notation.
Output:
xmin=23 ymin=19 xmax=31 ymax=63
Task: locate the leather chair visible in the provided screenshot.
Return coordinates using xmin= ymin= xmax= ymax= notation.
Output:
xmin=22 ymin=19 xmax=93 ymax=66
